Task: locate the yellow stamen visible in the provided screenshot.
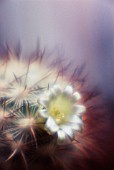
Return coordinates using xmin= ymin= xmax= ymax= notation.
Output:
xmin=48 ymin=95 xmax=72 ymax=124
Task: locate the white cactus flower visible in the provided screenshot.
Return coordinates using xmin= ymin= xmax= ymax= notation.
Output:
xmin=38 ymin=84 xmax=86 ymax=143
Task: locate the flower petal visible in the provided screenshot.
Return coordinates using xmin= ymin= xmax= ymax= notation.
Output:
xmin=70 ymin=123 xmax=82 ymax=131
xmin=53 ymin=84 xmax=62 ymax=94
xmin=45 ymin=116 xmax=59 ymax=134
xmin=38 ymin=98 xmax=49 ymax=107
xmin=73 ymin=105 xmax=86 ymax=116
xmin=61 ymin=125 xmax=74 ymax=139
xmin=70 ymin=114 xmax=82 ymax=124
xmin=71 ymin=92 xmax=81 ymax=102
xmin=47 ymin=90 xmax=56 ymax=99
xmin=38 ymin=109 xmax=49 ymax=118
xmin=57 ymin=130 xmax=66 ymax=142
xmin=63 ymin=85 xmax=73 ymax=97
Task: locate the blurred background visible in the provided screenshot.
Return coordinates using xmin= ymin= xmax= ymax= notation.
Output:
xmin=0 ymin=0 xmax=114 ymax=101
xmin=0 ymin=1 xmax=114 ymax=170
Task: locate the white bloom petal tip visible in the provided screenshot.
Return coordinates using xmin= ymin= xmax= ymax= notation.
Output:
xmin=61 ymin=125 xmax=74 ymax=140
xmin=57 ymin=130 xmax=66 ymax=143
xmin=53 ymin=84 xmax=62 ymax=94
xmin=47 ymin=90 xmax=56 ymax=99
xmin=71 ymin=123 xmax=82 ymax=131
xmin=38 ymin=110 xmax=49 ymax=119
xmin=73 ymin=105 xmax=86 ymax=116
xmin=72 ymin=92 xmax=81 ymax=102
xmin=38 ymin=98 xmax=48 ymax=107
xmin=70 ymin=115 xmax=83 ymax=124
xmin=45 ymin=116 xmax=59 ymax=134
xmin=63 ymin=85 xmax=73 ymax=96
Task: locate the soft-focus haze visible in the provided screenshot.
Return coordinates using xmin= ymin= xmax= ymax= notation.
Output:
xmin=0 ymin=0 xmax=114 ymax=100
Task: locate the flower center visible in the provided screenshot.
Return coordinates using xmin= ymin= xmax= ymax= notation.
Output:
xmin=50 ymin=106 xmax=65 ymax=124
xmin=48 ymin=95 xmax=72 ymax=124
